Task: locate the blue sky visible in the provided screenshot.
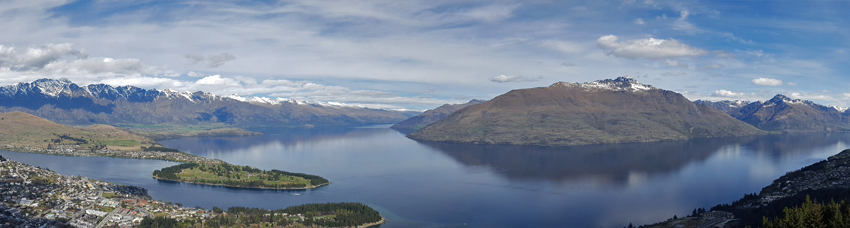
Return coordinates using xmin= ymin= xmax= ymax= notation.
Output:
xmin=0 ymin=0 xmax=848 ymax=110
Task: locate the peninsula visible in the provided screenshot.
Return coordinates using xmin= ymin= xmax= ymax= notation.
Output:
xmin=0 ymin=155 xmax=379 ymax=228
xmin=0 ymin=111 xmax=330 ymax=190
xmin=152 ymin=163 xmax=330 ymax=189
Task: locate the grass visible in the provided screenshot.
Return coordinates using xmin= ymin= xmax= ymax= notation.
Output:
xmin=0 ymin=112 xmax=157 ymax=151
xmin=98 ymin=206 xmax=115 ymax=213
xmin=100 ymin=140 xmax=141 ymax=147
xmin=102 ymin=192 xmax=118 ymax=198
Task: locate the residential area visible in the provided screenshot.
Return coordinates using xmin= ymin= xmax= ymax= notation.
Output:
xmin=0 ymin=155 xmax=211 ymax=227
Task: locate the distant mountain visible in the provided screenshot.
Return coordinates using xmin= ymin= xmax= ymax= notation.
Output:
xmin=0 ymin=78 xmax=418 ymax=128
xmin=694 ymin=100 xmax=751 ymax=115
xmin=408 ymin=77 xmax=765 ymax=146
xmin=391 ymin=99 xmax=486 ymax=133
xmin=726 ymin=94 xmax=850 ymax=132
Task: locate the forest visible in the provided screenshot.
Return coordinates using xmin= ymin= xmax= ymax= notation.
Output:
xmin=207 ymin=203 xmax=383 ymax=228
xmin=760 ymin=196 xmax=850 ymax=228
xmin=151 ymin=163 xmax=329 ymax=189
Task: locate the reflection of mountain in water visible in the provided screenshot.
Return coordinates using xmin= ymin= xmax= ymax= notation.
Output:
xmin=739 ymin=133 xmax=850 ymax=159
xmin=422 ymin=133 xmax=850 ymax=186
xmin=160 ymin=127 xmax=396 ymax=153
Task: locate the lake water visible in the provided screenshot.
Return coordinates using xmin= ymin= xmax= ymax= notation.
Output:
xmin=2 ymin=127 xmax=850 ymax=228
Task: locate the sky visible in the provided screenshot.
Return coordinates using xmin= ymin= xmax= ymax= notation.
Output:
xmin=0 ymin=0 xmax=848 ymax=110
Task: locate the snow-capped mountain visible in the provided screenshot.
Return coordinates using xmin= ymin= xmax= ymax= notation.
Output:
xmin=0 ymin=78 xmax=418 ymax=127
xmin=693 ymin=100 xmax=752 ymax=115
xmin=723 ymin=94 xmax=850 ymax=132
xmin=408 ymin=77 xmax=765 ymax=146
xmin=550 ymin=76 xmax=658 ymax=92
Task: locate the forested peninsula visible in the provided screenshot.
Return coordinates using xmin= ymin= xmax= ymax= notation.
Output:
xmin=152 ymin=163 xmax=330 ymax=189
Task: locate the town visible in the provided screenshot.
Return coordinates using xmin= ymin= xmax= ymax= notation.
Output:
xmin=1 ymin=155 xmax=225 ymax=227
xmin=0 ymin=144 xmax=222 ymax=164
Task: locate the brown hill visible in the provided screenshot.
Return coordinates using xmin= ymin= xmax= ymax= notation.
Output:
xmin=0 ymin=112 xmax=156 ymax=150
xmin=391 ymin=99 xmax=486 ymax=133
xmin=408 ymin=77 xmax=765 ymax=146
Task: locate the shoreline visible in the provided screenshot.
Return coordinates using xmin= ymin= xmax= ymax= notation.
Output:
xmin=0 ymin=146 xmax=222 ymax=164
xmin=357 ymin=218 xmax=387 ymax=228
xmin=152 ymin=176 xmax=330 ymax=190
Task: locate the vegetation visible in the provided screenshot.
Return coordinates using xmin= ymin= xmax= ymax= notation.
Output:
xmin=152 ymin=163 xmax=329 ymax=189
xmin=205 ymin=203 xmax=383 ymax=228
xmin=142 ymin=146 xmax=180 ymax=152
xmin=119 ymin=123 xmax=261 ymax=139
xmin=139 ymin=217 xmax=195 ymax=228
xmin=0 ymin=112 xmax=158 ymax=151
xmin=760 ymin=196 xmax=850 ymax=228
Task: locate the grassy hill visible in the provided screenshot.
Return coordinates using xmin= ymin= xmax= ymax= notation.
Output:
xmin=0 ymin=112 xmax=157 ymax=151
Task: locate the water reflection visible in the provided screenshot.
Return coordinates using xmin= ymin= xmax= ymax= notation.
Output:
xmin=419 ymin=133 xmax=850 ymax=186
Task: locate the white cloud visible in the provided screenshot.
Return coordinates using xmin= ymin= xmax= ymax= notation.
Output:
xmin=490 ymin=75 xmax=541 ymax=83
xmin=751 ymin=78 xmax=783 ymax=86
xmin=664 ymin=60 xmax=679 ymax=66
xmin=0 ymin=43 xmax=164 ymax=78
xmin=787 ymin=82 xmax=797 ymax=86
xmin=634 ymin=18 xmax=645 ymax=25
xmin=99 ymin=76 xmax=185 ymax=89
xmin=712 ymin=90 xmax=746 ymax=98
xmin=596 ymin=35 xmax=707 ymax=59
xmin=196 ymin=75 xmax=242 ymax=86
xmin=0 ymin=43 xmax=85 ymax=71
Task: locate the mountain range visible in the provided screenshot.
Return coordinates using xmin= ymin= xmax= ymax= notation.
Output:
xmin=696 ymin=95 xmax=850 ymax=132
xmin=390 ymin=99 xmax=485 ymax=133
xmin=0 ymin=78 xmax=418 ymax=128
xmin=408 ymin=77 xmax=766 ymax=146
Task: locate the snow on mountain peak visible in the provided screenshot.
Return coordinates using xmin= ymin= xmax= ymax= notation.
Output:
xmin=551 ymin=76 xmax=657 ymax=92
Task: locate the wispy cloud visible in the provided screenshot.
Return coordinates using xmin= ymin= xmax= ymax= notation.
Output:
xmin=596 ymin=35 xmax=708 ymax=60
xmin=491 ymin=75 xmax=542 ymax=83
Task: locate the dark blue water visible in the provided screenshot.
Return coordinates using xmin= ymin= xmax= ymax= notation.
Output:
xmin=2 ymin=127 xmax=849 ymax=228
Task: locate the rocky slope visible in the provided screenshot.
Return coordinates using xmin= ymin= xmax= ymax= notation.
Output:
xmin=693 ymin=100 xmax=751 ymax=114
xmin=700 ymin=95 xmax=850 ymax=132
xmin=0 ymin=78 xmax=418 ymax=128
xmin=408 ymin=77 xmax=766 ymax=146
xmin=391 ymin=99 xmax=485 ymax=133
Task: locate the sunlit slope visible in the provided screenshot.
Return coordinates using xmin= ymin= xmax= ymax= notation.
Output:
xmin=0 ymin=112 xmax=156 ymax=150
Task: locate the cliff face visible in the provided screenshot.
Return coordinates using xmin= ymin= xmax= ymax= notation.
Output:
xmin=408 ymin=77 xmax=765 ymax=146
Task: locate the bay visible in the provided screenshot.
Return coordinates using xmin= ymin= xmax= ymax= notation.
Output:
xmin=2 ymin=127 xmax=849 ymax=228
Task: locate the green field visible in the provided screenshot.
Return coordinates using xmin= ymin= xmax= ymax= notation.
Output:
xmin=152 ymin=163 xmax=329 ymax=189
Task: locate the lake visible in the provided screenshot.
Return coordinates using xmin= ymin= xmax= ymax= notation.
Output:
xmin=2 ymin=127 xmax=849 ymax=228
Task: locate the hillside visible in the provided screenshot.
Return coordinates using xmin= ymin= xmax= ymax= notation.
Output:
xmin=693 ymin=100 xmax=751 ymax=114
xmin=731 ymin=95 xmax=850 ymax=132
xmin=391 ymin=99 xmax=485 ymax=133
xmin=0 ymin=78 xmax=418 ymax=129
xmin=0 ymin=112 xmax=156 ymax=151
xmin=408 ymin=77 xmax=765 ymax=146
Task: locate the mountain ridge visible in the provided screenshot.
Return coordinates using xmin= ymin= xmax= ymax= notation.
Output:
xmin=408 ymin=77 xmax=766 ymax=146
xmin=0 ymin=78 xmax=418 ymax=128
xmin=391 ymin=99 xmax=486 ymax=133
xmin=697 ymin=95 xmax=850 ymax=132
